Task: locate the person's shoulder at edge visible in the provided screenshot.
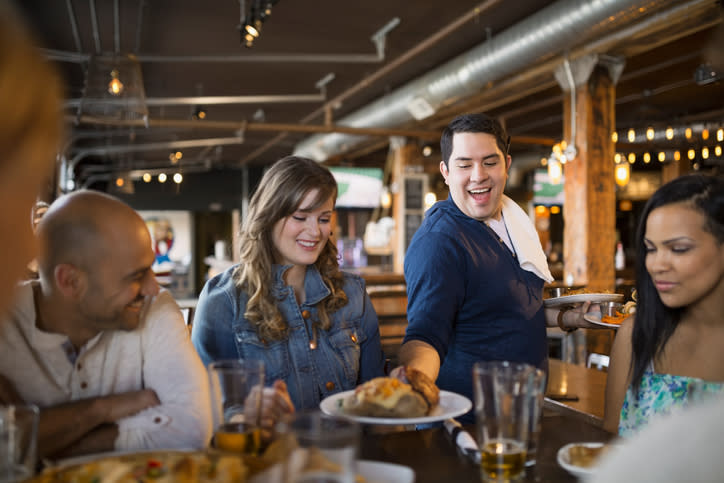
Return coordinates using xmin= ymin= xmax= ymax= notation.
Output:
xmin=587 ymin=394 xmax=724 ymax=483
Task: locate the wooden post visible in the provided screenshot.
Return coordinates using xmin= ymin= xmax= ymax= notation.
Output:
xmin=390 ymin=140 xmax=418 ymax=273
xmin=562 ymin=64 xmax=617 ymax=293
xmin=559 ymin=60 xmax=619 ymax=362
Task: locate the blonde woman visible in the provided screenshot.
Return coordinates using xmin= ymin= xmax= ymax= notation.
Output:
xmin=192 ymin=156 xmax=385 ymax=420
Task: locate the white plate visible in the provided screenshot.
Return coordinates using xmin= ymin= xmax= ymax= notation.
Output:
xmin=583 ymin=313 xmax=628 ymax=329
xmin=53 ymin=449 xmax=195 ymax=467
xmin=557 ymin=442 xmax=607 ymax=479
xmin=320 ymin=390 xmax=472 ymax=425
xmin=544 ymin=293 xmax=623 ymax=307
xmin=249 ymin=459 xmax=414 ymax=483
xmin=358 ymin=460 xmax=415 ymax=483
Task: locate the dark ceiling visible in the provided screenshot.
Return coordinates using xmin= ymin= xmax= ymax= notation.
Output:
xmin=16 ymin=0 xmax=724 ymax=194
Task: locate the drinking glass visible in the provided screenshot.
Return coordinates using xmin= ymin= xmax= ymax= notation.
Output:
xmin=208 ymin=359 xmax=265 ymax=455
xmin=525 ymin=368 xmax=546 ymax=467
xmin=0 ymin=404 xmax=39 ymax=483
xmin=472 ymin=361 xmax=540 ymax=482
xmin=278 ymin=411 xmax=360 ymax=483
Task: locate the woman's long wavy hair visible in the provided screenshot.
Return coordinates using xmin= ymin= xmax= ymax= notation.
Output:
xmin=630 ymin=173 xmax=724 ymax=394
xmin=233 ymin=156 xmax=347 ymax=341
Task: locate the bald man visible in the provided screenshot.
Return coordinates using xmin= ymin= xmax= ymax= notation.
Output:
xmin=0 ymin=191 xmax=213 ymax=459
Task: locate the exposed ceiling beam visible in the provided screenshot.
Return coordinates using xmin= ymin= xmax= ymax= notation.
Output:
xmin=69 ymin=115 xmax=443 ymax=140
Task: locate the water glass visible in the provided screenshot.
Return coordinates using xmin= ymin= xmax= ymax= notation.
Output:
xmin=0 ymin=405 xmax=39 ymax=483
xmin=472 ymin=361 xmax=540 ymax=482
xmin=279 ymin=411 xmax=359 ymax=483
xmin=525 ymin=368 xmax=546 ymax=467
xmin=208 ymin=359 xmax=265 ymax=455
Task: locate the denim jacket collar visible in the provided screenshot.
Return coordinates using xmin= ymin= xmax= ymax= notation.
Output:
xmin=271 ymin=264 xmax=330 ymax=305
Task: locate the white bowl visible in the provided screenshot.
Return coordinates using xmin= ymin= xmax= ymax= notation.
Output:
xmin=557 ymin=442 xmax=607 ymax=479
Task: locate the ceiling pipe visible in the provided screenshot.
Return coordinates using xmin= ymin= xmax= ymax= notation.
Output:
xmin=65 ymin=0 xmax=83 ymax=53
xmin=293 ymin=0 xmax=711 ymax=162
xmin=424 ymin=0 xmax=717 ymax=134
xmin=134 ymin=0 xmax=145 ymax=53
xmin=68 ymin=115 xmax=442 ymax=141
xmin=64 ymin=93 xmax=326 ymax=109
xmin=45 ymin=17 xmax=399 ymax=64
xmin=88 ymin=0 xmax=102 ymax=54
xmin=113 ymin=0 xmax=120 ymax=53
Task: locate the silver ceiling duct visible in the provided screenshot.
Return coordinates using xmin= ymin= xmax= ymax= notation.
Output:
xmin=293 ymin=0 xmax=689 ymax=161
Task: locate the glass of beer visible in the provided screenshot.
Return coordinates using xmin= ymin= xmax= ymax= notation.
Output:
xmin=472 ymin=361 xmax=541 ymax=482
xmin=208 ymin=359 xmax=265 ymax=455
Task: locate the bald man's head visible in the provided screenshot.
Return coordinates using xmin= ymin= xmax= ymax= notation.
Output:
xmin=37 ymin=191 xmax=149 ymax=281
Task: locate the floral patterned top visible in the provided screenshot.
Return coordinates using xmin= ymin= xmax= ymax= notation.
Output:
xmin=619 ymin=365 xmax=724 ymax=437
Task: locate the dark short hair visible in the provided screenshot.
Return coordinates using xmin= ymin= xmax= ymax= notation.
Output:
xmin=440 ymin=113 xmax=510 ymax=167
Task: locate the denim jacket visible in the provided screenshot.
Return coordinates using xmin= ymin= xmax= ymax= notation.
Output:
xmin=191 ymin=264 xmax=385 ymax=410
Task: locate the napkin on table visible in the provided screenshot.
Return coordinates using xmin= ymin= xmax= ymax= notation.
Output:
xmin=444 ymin=419 xmax=480 ymax=463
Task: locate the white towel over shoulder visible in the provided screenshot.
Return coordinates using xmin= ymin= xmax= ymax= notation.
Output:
xmin=501 ymin=195 xmax=554 ymax=283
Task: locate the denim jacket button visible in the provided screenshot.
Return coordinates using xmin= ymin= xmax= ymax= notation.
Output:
xmin=350 ymin=334 xmax=358 ymax=343
xmin=325 ymin=381 xmax=335 ymax=391
xmin=301 ymin=310 xmax=311 ymax=319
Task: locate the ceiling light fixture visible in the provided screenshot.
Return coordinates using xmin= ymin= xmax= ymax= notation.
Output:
xmin=158 ymin=173 xmax=167 ymax=183
xmin=615 ymin=160 xmax=630 ymax=187
xmin=547 ymin=157 xmax=562 ymax=185
xmin=239 ymin=0 xmax=278 ymax=48
xmin=108 ymin=69 xmax=124 ymax=96
xmin=192 ymin=106 xmax=207 ymax=120
xmin=173 ymin=173 xmax=183 ymax=184
xmin=627 ymin=128 xmax=636 ymax=143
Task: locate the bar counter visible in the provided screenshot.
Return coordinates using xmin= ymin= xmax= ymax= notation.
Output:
xmin=360 ymin=408 xmax=613 ymax=483
xmin=361 ymin=359 xmax=612 ymax=482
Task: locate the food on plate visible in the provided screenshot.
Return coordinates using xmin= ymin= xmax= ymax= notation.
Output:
xmin=601 ymin=312 xmax=627 ymax=325
xmin=568 ymin=444 xmax=609 ymax=468
xmin=341 ymin=367 xmax=440 ymax=418
xmin=30 ymin=451 xmax=248 ymax=483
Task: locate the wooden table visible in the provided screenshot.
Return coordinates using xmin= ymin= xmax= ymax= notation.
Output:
xmin=545 ymin=359 xmax=608 ymax=426
xmin=360 ymin=408 xmax=613 ymax=483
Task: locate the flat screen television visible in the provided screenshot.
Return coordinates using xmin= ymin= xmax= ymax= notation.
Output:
xmin=329 ymin=167 xmax=384 ymax=209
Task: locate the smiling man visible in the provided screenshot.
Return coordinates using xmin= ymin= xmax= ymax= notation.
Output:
xmin=397 ymin=113 xmax=591 ymax=423
xmin=0 ymin=191 xmax=212 ymax=459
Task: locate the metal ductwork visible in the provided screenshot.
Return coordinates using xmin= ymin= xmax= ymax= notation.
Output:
xmin=293 ymin=0 xmax=694 ymax=161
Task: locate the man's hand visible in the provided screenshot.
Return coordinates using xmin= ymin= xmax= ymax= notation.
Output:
xmin=396 ymin=340 xmax=441 ymax=383
xmin=0 ymin=373 xmax=24 ymax=405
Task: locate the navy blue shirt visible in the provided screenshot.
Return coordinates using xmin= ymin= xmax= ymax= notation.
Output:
xmin=403 ymin=196 xmax=547 ymax=423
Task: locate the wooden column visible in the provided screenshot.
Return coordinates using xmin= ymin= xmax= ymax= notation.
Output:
xmin=390 ymin=140 xmax=418 ymax=274
xmin=559 ymin=58 xmax=620 ymax=361
xmin=561 ymin=64 xmax=617 ymax=293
